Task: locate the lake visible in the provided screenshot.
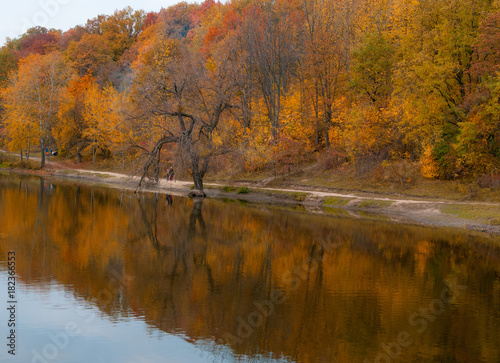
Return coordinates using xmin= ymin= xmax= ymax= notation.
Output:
xmin=0 ymin=174 xmax=499 ymax=363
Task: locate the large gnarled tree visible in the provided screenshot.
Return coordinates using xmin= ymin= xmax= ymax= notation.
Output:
xmin=129 ymin=31 xmax=239 ymax=194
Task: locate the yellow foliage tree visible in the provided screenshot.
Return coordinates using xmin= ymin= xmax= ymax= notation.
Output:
xmin=420 ymin=144 xmax=440 ymax=179
xmin=2 ymin=53 xmax=73 ymax=166
xmin=54 ymin=74 xmax=94 ymax=162
xmin=82 ymin=82 xmax=123 ymax=166
xmin=1 ymin=86 xmax=38 ymax=158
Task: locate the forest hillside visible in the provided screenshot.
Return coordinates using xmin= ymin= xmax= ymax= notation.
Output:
xmin=1 ymin=0 xmax=499 ymax=192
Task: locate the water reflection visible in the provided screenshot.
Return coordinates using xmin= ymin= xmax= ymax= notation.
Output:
xmin=0 ymin=174 xmax=499 ymax=363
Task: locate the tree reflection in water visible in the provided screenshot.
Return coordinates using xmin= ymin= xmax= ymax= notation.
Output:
xmin=0 ymin=174 xmax=499 ymax=363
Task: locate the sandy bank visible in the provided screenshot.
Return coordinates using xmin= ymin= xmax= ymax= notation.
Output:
xmin=20 ymin=168 xmax=495 ymax=237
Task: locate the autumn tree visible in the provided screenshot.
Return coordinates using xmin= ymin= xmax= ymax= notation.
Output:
xmin=390 ymin=0 xmax=492 ymax=178
xmin=85 ymin=15 xmax=107 ymax=35
xmin=82 ymin=82 xmax=124 ymax=166
xmin=0 ymin=41 xmax=19 ymax=142
xmin=468 ymin=9 xmax=500 ymax=105
xmin=59 ymin=26 xmax=87 ymax=50
xmin=0 ymin=41 xmax=18 ymax=86
xmin=54 ymin=74 xmax=93 ymax=162
xmin=54 ymin=74 xmax=126 ymax=165
xmin=143 ymin=12 xmax=159 ymax=29
xmin=157 ymin=2 xmax=198 ymax=39
xmin=17 ymin=26 xmax=60 ymax=58
xmin=64 ymin=33 xmax=114 ymax=79
xmin=456 ymin=9 xmax=500 ymax=175
xmin=351 ymin=32 xmax=394 ymax=108
xmin=2 ymin=53 xmax=73 ymax=167
xmin=239 ymin=0 xmax=301 ymax=140
xmin=302 ymin=0 xmax=351 ymax=148
xmin=1 ymin=85 xmax=38 ymax=157
xmin=130 ymin=30 xmax=239 ymax=193
xmin=100 ymin=7 xmax=146 ymax=61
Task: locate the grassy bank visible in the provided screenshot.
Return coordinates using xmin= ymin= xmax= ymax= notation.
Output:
xmin=0 ymin=152 xmax=41 ymax=170
xmin=209 ymin=163 xmax=500 ymax=203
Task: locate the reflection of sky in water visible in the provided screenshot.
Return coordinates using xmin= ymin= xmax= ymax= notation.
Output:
xmin=0 ymin=272 xmax=291 ymax=363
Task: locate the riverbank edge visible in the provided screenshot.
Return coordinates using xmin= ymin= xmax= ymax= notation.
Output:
xmin=4 ymin=166 xmax=500 ymax=237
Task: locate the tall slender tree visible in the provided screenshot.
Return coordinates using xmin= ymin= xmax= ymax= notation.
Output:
xmin=240 ymin=0 xmax=301 ymax=140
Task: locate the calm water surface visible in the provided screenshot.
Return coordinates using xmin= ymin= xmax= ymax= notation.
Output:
xmin=0 ymin=174 xmax=499 ymax=363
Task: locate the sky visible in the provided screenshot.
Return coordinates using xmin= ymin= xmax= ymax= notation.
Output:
xmin=0 ymin=0 xmax=186 ymax=46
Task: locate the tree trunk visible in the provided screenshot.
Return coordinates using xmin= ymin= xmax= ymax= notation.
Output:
xmin=324 ymin=104 xmax=332 ymax=149
xmin=40 ymin=138 xmax=45 ymax=168
xmin=77 ymin=146 xmax=82 ymax=163
xmin=189 ymin=154 xmax=207 ymax=198
xmin=20 ymin=150 xmax=23 ymax=161
xmin=314 ymin=84 xmax=320 ymax=146
xmin=272 ymin=96 xmax=281 ymax=141
xmin=193 ymin=173 xmax=203 ymax=191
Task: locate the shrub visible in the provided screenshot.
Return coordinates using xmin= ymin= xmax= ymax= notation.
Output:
xmin=0 ymin=152 xmax=16 ymax=165
xmin=420 ymin=145 xmax=439 ymax=179
xmin=293 ymin=192 xmax=306 ymax=201
xmin=12 ymin=160 xmax=40 ymax=170
xmin=316 ymin=149 xmax=348 ymax=171
xmin=433 ymin=139 xmax=458 ymax=180
xmin=374 ymin=160 xmax=418 ymax=185
xmin=476 ymin=173 xmax=500 ymax=189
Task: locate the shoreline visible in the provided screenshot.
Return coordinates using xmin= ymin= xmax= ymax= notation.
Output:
xmin=3 ymin=166 xmax=500 ymax=237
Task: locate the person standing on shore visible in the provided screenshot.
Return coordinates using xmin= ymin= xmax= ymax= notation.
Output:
xmin=167 ymin=167 xmax=174 ymax=181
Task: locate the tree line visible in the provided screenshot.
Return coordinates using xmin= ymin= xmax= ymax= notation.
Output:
xmin=0 ymin=0 xmax=499 ymax=191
